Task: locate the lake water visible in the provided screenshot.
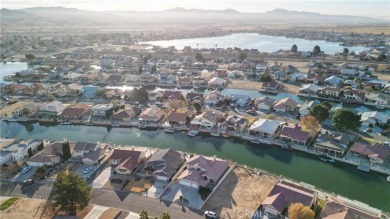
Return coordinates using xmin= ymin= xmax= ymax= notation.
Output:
xmin=1 ymin=121 xmax=389 ymax=211
xmin=141 ymin=33 xmax=369 ymax=54
xmin=0 ymin=62 xmax=29 ymax=83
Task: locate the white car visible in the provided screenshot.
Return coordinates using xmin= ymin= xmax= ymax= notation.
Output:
xmin=83 ymin=167 xmax=94 ymax=174
xmin=204 ymin=211 xmax=217 ymax=218
xmin=21 ymin=166 xmax=31 ymax=174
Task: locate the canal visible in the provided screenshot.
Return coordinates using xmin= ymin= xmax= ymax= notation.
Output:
xmin=1 ymin=121 xmax=389 ymax=211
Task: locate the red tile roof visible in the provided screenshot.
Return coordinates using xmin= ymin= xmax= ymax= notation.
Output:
xmin=279 ymin=124 xmax=310 ymax=143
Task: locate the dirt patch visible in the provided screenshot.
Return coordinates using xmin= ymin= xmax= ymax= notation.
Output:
xmin=280 ymin=83 xmax=301 ymax=94
xmin=99 ymin=208 xmax=121 ymax=219
xmin=0 ymin=101 xmax=31 ymax=116
xmin=125 ymin=178 xmax=152 ymax=193
xmin=41 ymin=203 xmax=94 ymax=219
xmin=1 ymin=198 xmax=46 ymax=219
xmin=227 ymin=80 xmax=262 ymax=90
xmin=202 ymin=166 xmax=278 ymax=219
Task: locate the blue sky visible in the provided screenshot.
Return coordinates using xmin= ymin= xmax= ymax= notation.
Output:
xmin=2 ymin=0 xmax=389 ymax=19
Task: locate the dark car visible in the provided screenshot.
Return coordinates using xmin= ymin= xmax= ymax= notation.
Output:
xmin=23 ymin=179 xmax=34 ymax=185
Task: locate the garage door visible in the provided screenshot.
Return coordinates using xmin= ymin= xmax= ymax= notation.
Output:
xmin=179 ymin=180 xmax=199 ymax=189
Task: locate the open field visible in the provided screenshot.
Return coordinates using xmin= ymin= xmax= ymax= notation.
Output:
xmin=0 ymin=101 xmax=30 ymax=116
xmin=41 ymin=203 xmax=94 ymax=219
xmin=1 ymin=198 xmax=45 ymax=219
xmin=202 ymin=166 xmax=278 ymax=219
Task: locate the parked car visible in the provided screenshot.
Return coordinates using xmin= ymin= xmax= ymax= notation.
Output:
xmin=83 ymin=167 xmax=94 ymax=174
xmin=1 ymin=96 xmax=9 ymax=101
xmin=23 ymin=179 xmax=34 ymax=185
xmin=21 ymin=166 xmax=31 ymax=174
xmin=204 ymin=211 xmax=217 ymax=218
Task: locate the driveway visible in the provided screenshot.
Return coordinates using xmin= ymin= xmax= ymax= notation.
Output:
xmin=145 ymin=180 xmax=168 ymax=198
xmin=9 ymin=166 xmax=37 ymax=183
xmin=74 ymin=164 xmax=97 ymax=180
xmin=92 ymin=167 xmax=112 ymax=189
xmin=83 ymin=205 xmax=108 ymax=219
xmin=160 ymin=182 xmax=204 ymax=209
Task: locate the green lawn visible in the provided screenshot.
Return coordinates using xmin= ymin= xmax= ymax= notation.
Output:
xmin=0 ymin=197 xmax=19 ymax=211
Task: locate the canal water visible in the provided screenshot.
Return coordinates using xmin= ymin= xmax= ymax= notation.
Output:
xmin=1 ymin=121 xmax=389 ymax=211
xmin=0 ymin=62 xmax=29 ymax=83
xmin=141 ymin=33 xmax=369 ymax=54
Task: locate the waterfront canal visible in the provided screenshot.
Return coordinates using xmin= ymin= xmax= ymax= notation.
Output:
xmin=1 ymin=121 xmax=389 ymax=211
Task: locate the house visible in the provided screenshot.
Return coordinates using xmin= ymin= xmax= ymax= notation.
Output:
xmin=343 ymin=89 xmax=365 ymax=102
xmin=230 ymin=94 xmax=250 ymax=108
xmin=318 ymin=87 xmax=343 ymax=97
xmin=320 ymin=199 xmax=381 ymax=219
xmin=177 ymin=77 xmax=192 ymax=86
xmin=2 ymin=139 xmax=50 ymax=162
xmin=272 ymin=71 xmax=290 ymax=81
xmin=219 ymin=115 xmax=248 ymax=132
xmin=125 ymin=75 xmax=140 ymax=82
xmin=204 ymin=90 xmax=225 ymax=106
xmin=165 ymin=111 xmax=194 ymax=126
xmin=82 ymin=147 xmax=106 ymax=165
xmin=262 ymin=181 xmax=316 ymax=216
xmin=279 ymin=124 xmax=310 ymax=145
xmin=72 ymin=142 xmax=99 ymax=158
xmin=159 ymin=74 xmax=176 ymax=84
xmin=254 ymin=96 xmax=276 ymax=111
xmin=298 ymin=100 xmax=320 ymax=116
xmin=273 ymin=97 xmax=298 ymax=113
xmin=213 ymin=69 xmax=228 ymax=77
xmin=139 ymin=73 xmax=157 ymax=83
xmin=91 ymin=104 xmax=113 ymax=117
xmin=60 ymin=104 xmax=91 ymax=122
xmin=39 ymin=101 xmax=65 ymax=117
xmin=382 ymin=83 xmax=390 ymax=94
xmin=177 ymin=155 xmax=229 ymax=189
xmin=192 ymin=77 xmax=208 ymax=87
xmin=111 ymin=107 xmax=140 ymax=122
xmin=82 ymin=85 xmax=99 ymax=98
xmin=26 ymin=141 xmax=75 ymax=167
xmin=260 ymin=82 xmax=280 ymax=92
xmin=208 ymin=77 xmax=226 ymax=87
xmin=360 ymin=111 xmax=389 ymax=127
xmin=314 ymin=132 xmax=349 ymax=156
xmin=306 ymin=74 xmax=322 ymax=85
xmin=64 ymin=83 xmax=83 ymax=96
xmin=191 ymin=110 xmax=224 ymax=130
xmin=148 ymin=91 xmax=161 ymax=101
xmin=324 ymin=76 xmax=343 ymax=87
xmin=365 ymin=93 xmax=390 ymax=106
xmin=350 ymin=142 xmax=390 ymax=164
xmin=111 ymin=149 xmax=145 ymax=175
xmin=185 ymin=93 xmax=204 ymax=104
xmin=298 ymin=84 xmax=319 ymax=95
xmin=145 ymin=148 xmax=184 ymax=181
xmin=107 ymin=74 xmax=124 ymax=83
xmin=139 ymin=106 xmax=164 ymax=123
xmin=340 ymin=68 xmax=358 ymax=78
xmin=162 ymin=90 xmax=182 ymax=100
xmin=248 ymin=119 xmax=282 ymax=137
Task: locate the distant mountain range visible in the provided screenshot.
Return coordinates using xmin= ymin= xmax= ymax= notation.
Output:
xmin=1 ymin=6 xmax=388 ymax=27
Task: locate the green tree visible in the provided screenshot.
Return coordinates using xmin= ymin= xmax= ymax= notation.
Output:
xmin=161 ymin=212 xmax=171 ymax=219
xmin=151 ymin=65 xmax=157 ymax=73
xmin=36 ymin=166 xmax=46 ymax=179
xmin=309 ymin=104 xmax=329 ymax=122
xmin=238 ymin=52 xmax=247 ymax=62
xmin=260 ymin=68 xmax=272 ymax=82
xmin=48 ymin=95 xmax=55 ymax=102
xmin=128 ymin=88 xmax=149 ymax=103
xmin=343 ymin=48 xmax=349 ymax=54
xmin=22 ymin=107 xmax=31 ymax=115
xmin=320 ymin=101 xmax=332 ymax=111
xmin=288 ymin=203 xmax=315 ymax=219
xmin=62 ymin=141 xmax=71 ymax=161
xmin=195 ymin=53 xmax=205 ymax=63
xmin=37 ymin=142 xmax=44 ymax=151
xmin=52 ymin=172 xmax=91 ymax=216
xmin=377 ymin=54 xmax=387 ymax=61
xmin=313 ymin=45 xmax=321 ymax=56
xmin=291 ymin=44 xmax=298 ymax=53
xmin=25 ymin=53 xmax=35 ymax=61
xmin=193 ymin=102 xmax=202 ymax=112
xmin=332 ymin=109 xmax=361 ymax=131
xmin=28 ymin=148 xmax=33 ymax=158
xmin=139 ymin=210 xmax=149 ymax=219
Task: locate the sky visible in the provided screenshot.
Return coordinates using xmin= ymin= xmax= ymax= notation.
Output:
xmin=1 ymin=0 xmax=389 ymax=19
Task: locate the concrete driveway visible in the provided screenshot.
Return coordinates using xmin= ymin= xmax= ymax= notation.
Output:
xmin=145 ymin=180 xmax=168 ymax=198
xmin=9 ymin=166 xmax=37 ymax=183
xmin=83 ymin=205 xmax=108 ymax=219
xmin=92 ymin=167 xmax=112 ymax=189
xmin=74 ymin=164 xmax=97 ymax=180
xmin=160 ymin=182 xmax=204 ymax=209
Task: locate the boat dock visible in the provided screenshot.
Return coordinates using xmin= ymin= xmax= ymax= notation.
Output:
xmin=357 ymin=165 xmax=370 ymax=172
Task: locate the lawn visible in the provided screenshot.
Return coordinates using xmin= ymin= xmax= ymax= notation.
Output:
xmin=0 ymin=197 xmax=19 ymax=211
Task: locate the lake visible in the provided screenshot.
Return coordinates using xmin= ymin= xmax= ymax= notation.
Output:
xmin=1 ymin=121 xmax=389 ymax=211
xmin=141 ymin=33 xmax=369 ymax=54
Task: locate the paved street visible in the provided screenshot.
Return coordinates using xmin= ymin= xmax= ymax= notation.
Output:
xmin=0 ymin=182 xmax=204 ymax=219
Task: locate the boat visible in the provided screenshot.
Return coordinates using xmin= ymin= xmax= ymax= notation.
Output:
xmin=250 ymin=139 xmax=261 ymax=144
xmin=61 ymin=122 xmax=71 ymax=125
xmin=164 ymin=128 xmax=175 ymax=133
xmin=139 ymin=124 xmax=147 ymax=129
xmin=210 ymin=131 xmax=220 ymax=137
xmin=319 ymin=155 xmax=335 ymax=163
xmin=187 ymin=130 xmax=199 ymax=137
xmin=387 ymin=176 xmax=390 ymax=182
xmin=221 ymin=133 xmax=230 ymax=138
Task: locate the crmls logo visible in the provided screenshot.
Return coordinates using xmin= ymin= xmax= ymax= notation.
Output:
xmin=236 ymin=210 xmax=268 ymax=218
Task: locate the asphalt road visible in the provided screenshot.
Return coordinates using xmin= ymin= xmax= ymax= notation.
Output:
xmin=0 ymin=182 xmax=204 ymax=219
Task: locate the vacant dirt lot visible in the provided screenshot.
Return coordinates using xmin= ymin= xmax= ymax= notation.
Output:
xmin=1 ymin=198 xmax=46 ymax=219
xmin=202 ymin=166 xmax=278 ymax=219
xmin=0 ymin=101 xmax=30 ymax=116
xmin=227 ymin=79 xmax=262 ymax=90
